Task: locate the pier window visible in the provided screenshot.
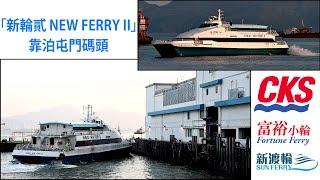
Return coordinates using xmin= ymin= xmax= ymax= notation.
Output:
xmin=163 ymin=78 xmax=196 ymax=106
xmin=200 ymin=110 xmax=205 ymax=119
xmin=221 ymin=129 xmax=236 ymax=138
xmin=185 ymin=129 xmax=192 ymax=137
xmin=199 ymin=129 xmax=204 ymax=137
xmin=239 ymin=128 xmax=251 ymax=139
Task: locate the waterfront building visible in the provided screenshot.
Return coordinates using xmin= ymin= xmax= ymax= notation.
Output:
xmin=145 ymin=71 xmax=250 ymax=145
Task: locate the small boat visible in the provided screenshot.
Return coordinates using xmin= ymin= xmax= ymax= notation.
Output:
xmin=1 ymin=139 xmax=21 ymax=152
xmin=153 ymin=9 xmax=288 ymax=57
xmin=138 ymin=10 xmax=153 ymax=45
xmin=279 ymin=19 xmax=320 ymax=38
xmin=1 ymin=124 xmax=31 ymax=152
xmin=134 ymin=127 xmax=145 ymax=134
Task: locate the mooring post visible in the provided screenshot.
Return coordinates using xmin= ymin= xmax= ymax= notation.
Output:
xmin=226 ymin=137 xmax=229 ymax=172
xmin=231 ymin=137 xmax=235 ymax=177
xmin=246 ymin=137 xmax=250 ymax=177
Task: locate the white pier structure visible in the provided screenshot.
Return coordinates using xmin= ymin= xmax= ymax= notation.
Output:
xmin=145 ymin=71 xmax=250 ymax=145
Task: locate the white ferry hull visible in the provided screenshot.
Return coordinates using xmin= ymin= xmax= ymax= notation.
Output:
xmin=12 ymin=143 xmax=132 ymax=164
xmin=153 ymin=41 xmax=288 ymax=57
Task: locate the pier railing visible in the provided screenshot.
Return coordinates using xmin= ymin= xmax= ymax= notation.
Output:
xmin=131 ymin=136 xmax=250 ymax=178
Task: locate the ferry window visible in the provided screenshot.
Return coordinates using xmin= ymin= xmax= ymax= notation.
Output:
xmin=50 ymin=138 xmax=54 ymax=145
xmin=215 ymin=86 xmax=218 ymax=93
xmin=32 ymin=137 xmax=36 ymax=144
xmin=187 ymin=112 xmax=190 ymax=120
xmin=41 ymin=126 xmax=46 ymax=131
xmin=206 ymin=89 xmax=209 ymax=95
xmin=185 ymin=129 xmax=192 ymax=137
xmin=47 ymin=125 xmax=49 ymax=128
xmin=199 ymin=129 xmax=204 ymax=137
xmin=198 ymin=23 xmax=218 ymax=28
xmin=63 ymin=125 xmax=66 ymax=128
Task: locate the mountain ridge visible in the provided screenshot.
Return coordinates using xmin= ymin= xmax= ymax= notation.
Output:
xmin=139 ymin=1 xmax=320 ymax=33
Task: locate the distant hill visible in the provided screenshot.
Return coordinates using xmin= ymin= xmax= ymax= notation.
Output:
xmin=1 ymin=105 xmax=81 ymax=131
xmin=1 ymin=105 xmax=144 ymax=132
xmin=139 ymin=1 xmax=320 ymax=33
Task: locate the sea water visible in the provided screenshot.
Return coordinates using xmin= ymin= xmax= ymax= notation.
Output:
xmin=1 ymin=152 xmax=227 ymax=179
xmin=138 ymin=33 xmax=319 ymax=70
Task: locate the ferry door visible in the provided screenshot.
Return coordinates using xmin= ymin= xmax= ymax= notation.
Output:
xmin=205 ymin=106 xmax=219 ymax=140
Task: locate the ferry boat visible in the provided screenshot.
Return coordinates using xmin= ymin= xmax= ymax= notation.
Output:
xmin=153 ymin=9 xmax=288 ymax=57
xmin=279 ymin=19 xmax=320 ymax=38
xmin=12 ymin=105 xmax=132 ymax=164
xmin=138 ymin=10 xmax=153 ymax=45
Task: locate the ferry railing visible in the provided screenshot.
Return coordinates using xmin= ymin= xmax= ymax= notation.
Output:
xmin=267 ymin=30 xmax=278 ymax=35
xmin=14 ymin=143 xmax=74 ymax=152
xmin=276 ymin=40 xmax=287 ymax=45
xmin=33 ymin=130 xmax=75 ymax=137
xmin=153 ymin=40 xmax=172 ymax=44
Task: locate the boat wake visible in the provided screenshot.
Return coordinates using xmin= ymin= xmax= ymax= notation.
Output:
xmin=1 ymin=160 xmax=45 ymax=174
xmin=1 ymin=159 xmax=77 ymax=174
xmin=288 ymin=45 xmax=319 ymax=56
xmin=50 ymin=160 xmax=78 ymax=169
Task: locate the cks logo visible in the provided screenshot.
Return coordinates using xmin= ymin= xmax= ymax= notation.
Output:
xmin=254 ymin=76 xmax=315 ymax=112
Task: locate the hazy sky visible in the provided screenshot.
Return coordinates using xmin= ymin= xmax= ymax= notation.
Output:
xmin=1 ymin=60 xmax=195 ymax=130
